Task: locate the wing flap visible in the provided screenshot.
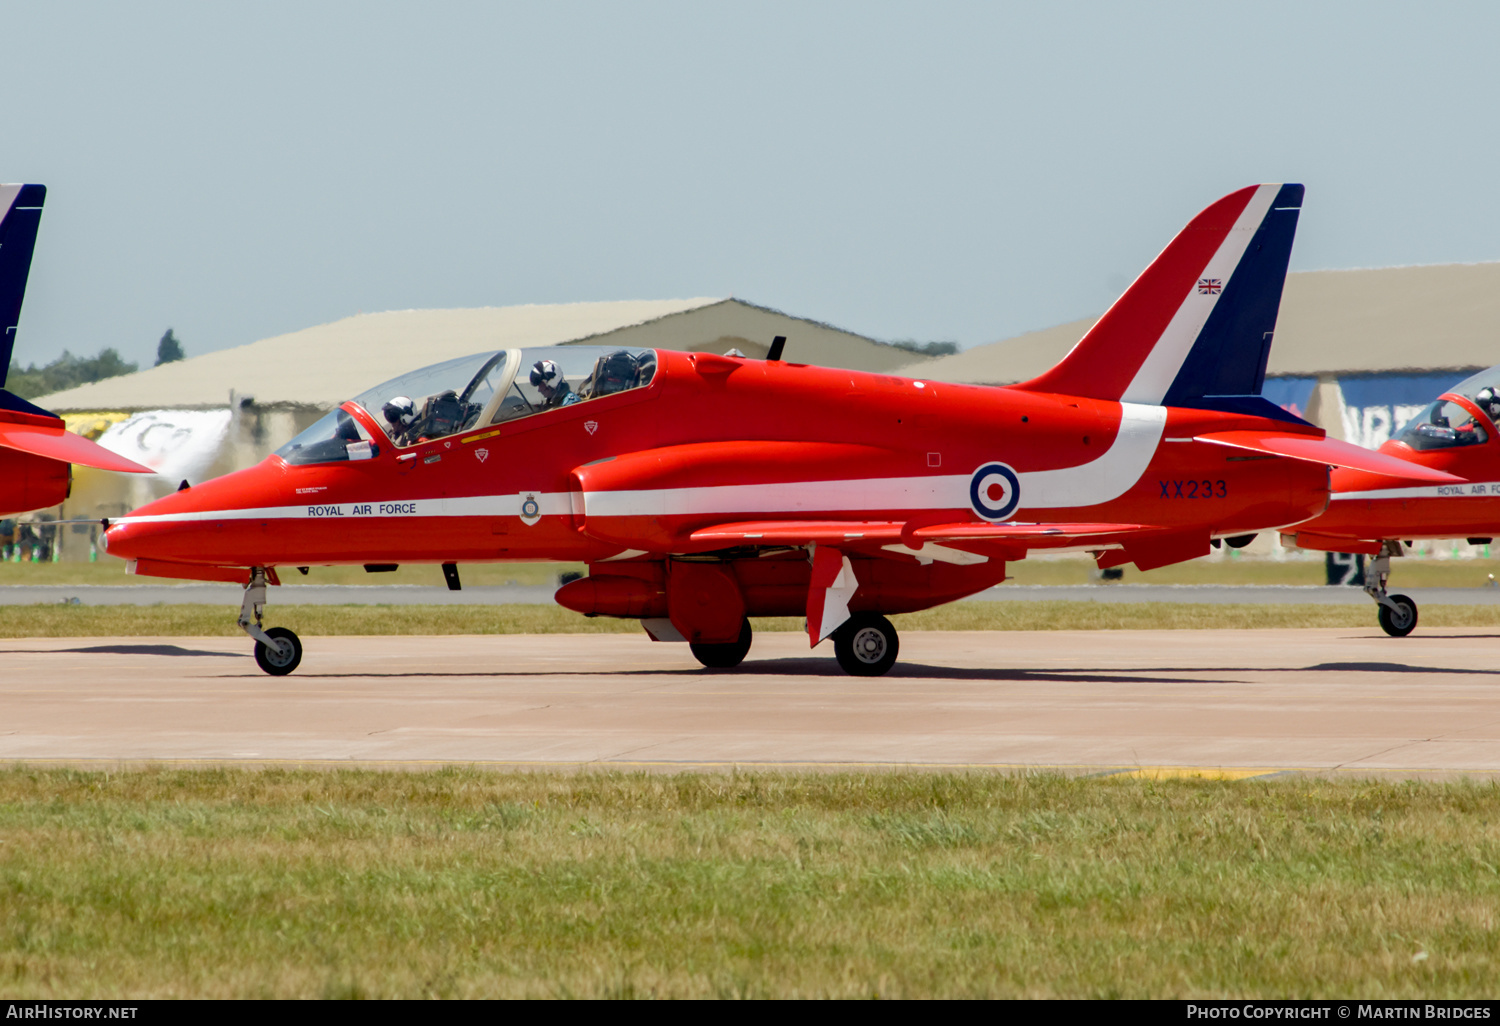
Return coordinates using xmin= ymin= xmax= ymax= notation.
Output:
xmin=1195 ymin=430 xmax=1461 ymax=483
xmin=0 ymin=418 xmax=152 ymax=473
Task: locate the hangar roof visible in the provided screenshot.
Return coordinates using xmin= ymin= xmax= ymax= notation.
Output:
xmin=897 ymin=262 xmax=1500 ymax=385
xmin=38 ymin=297 xmax=921 ymax=412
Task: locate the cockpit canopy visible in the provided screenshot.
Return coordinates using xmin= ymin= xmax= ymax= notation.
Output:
xmin=274 ymin=346 xmax=657 ymax=466
xmin=1392 ymin=365 xmax=1500 ymax=452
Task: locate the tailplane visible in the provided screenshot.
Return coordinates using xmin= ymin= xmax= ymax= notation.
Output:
xmin=1017 ymin=183 xmax=1303 ymax=418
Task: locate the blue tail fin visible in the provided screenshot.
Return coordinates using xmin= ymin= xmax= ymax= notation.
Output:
xmin=0 ymin=183 xmax=47 ymax=390
xmin=1161 ymin=182 xmax=1304 ymax=421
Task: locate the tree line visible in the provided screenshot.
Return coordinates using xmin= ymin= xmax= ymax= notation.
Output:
xmin=4 ymin=329 xmax=184 ymax=400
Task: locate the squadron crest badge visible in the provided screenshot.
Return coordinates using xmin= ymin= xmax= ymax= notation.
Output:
xmin=519 ymin=492 xmax=542 ymax=526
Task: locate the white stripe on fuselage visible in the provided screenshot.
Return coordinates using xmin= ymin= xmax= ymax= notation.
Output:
xmin=1122 ymin=184 xmax=1280 ymax=405
xmin=117 ymin=405 xmax=1169 ymax=527
xmin=582 ymin=403 xmax=1167 ymax=517
xmin=115 ymin=492 xmax=574 ymax=526
xmin=1333 ymin=481 xmax=1500 ymax=502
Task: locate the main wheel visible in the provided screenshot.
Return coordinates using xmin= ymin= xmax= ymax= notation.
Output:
xmin=254 ymin=626 xmax=304 ymax=675
xmin=1377 ymin=594 xmax=1418 ymax=638
xmin=833 ymin=613 xmax=899 ymax=677
xmin=690 ymin=618 xmax=752 ymax=669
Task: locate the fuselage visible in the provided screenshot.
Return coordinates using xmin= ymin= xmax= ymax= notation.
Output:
xmin=1292 ymin=377 xmax=1500 ymax=552
xmin=104 ymin=347 xmax=1332 ymax=575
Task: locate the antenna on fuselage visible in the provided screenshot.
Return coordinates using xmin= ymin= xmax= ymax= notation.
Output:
xmin=766 ymin=335 xmax=786 ymax=362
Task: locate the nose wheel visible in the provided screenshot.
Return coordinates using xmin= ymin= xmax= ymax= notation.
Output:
xmin=239 ymin=568 xmax=303 ymax=674
xmin=253 ymin=626 xmax=304 ymax=675
xmin=1365 ymin=542 xmax=1419 ymax=637
xmin=833 ymin=613 xmax=899 ymax=676
xmin=1376 ymin=594 xmax=1418 ymax=638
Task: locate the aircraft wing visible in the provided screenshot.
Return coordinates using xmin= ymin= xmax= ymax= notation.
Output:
xmin=0 ymin=417 xmax=152 ymax=473
xmin=1194 ymin=431 xmax=1462 ymax=484
xmin=691 ymin=518 xmax=1208 ymax=573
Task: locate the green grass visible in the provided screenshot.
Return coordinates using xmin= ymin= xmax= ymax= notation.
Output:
xmin=1 ymin=768 xmax=1497 ymax=998
xmin=5 ymin=601 xmax=1500 ymax=638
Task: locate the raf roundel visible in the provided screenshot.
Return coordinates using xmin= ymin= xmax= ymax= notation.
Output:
xmin=969 ymin=462 xmax=1021 ymax=522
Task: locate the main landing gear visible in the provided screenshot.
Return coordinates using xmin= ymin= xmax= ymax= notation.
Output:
xmin=1365 ymin=542 xmax=1418 ymax=638
xmin=690 ymin=618 xmax=753 ymax=669
xmin=683 ymin=614 xmax=902 ymax=675
xmin=240 ymin=567 xmax=304 ymax=675
xmin=833 ymin=613 xmax=900 ymax=677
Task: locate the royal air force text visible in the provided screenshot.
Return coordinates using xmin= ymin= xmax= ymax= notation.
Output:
xmin=306 ymin=503 xmax=418 ymax=517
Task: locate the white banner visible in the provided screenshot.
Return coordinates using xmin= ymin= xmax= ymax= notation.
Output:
xmin=96 ymin=410 xmax=233 ymax=484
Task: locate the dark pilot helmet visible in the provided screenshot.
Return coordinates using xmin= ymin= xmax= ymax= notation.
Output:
xmin=593 ymin=350 xmax=639 ymax=396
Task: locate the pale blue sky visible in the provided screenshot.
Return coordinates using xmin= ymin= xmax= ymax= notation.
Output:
xmin=4 ymin=1 xmax=1499 ymax=368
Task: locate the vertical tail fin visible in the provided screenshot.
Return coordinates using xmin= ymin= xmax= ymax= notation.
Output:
xmin=0 ymin=183 xmax=46 ymax=390
xmin=1016 ymin=183 xmax=1303 ymax=411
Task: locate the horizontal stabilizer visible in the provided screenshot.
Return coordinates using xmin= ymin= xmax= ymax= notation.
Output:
xmin=1194 ymin=431 xmax=1462 ymax=483
xmin=0 ymin=417 xmax=153 ymax=473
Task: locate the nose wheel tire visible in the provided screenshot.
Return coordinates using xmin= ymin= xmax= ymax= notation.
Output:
xmin=689 ymin=618 xmax=753 ymax=669
xmin=253 ymin=627 xmax=304 ymax=675
xmin=1377 ymin=594 xmax=1418 ymax=638
xmin=834 ymin=613 xmax=899 ymax=677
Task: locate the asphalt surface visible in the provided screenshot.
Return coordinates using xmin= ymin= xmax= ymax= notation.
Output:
xmin=6 ymin=583 xmax=1500 ymax=606
xmin=5 ymin=628 xmax=1500 ymax=777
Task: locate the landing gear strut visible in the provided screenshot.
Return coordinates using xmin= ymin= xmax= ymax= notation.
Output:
xmin=240 ymin=567 xmax=303 ymax=675
xmin=1365 ymin=541 xmax=1418 ymax=638
xmin=833 ymin=613 xmax=900 ymax=677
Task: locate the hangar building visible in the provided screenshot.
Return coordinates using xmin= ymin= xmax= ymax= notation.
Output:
xmin=894 ymin=262 xmax=1500 ymax=449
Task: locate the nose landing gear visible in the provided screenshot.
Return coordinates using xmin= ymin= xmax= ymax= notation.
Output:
xmin=1365 ymin=541 xmax=1419 ymax=638
xmin=239 ymin=567 xmax=303 ymax=675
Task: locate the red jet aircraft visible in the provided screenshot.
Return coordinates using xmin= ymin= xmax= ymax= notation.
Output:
xmin=102 ymin=183 xmax=1456 ymax=676
xmin=1284 ymin=365 xmax=1500 ymax=636
xmin=0 ymin=183 xmax=151 ymax=515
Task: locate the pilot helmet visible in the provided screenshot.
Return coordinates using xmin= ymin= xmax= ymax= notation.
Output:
xmin=382 ymin=395 xmax=416 ymax=428
xmin=529 ymin=359 xmax=564 ymax=394
xmin=1477 ymin=387 xmax=1500 ymax=418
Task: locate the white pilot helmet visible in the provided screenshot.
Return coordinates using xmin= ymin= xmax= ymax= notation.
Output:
xmin=382 ymin=395 xmax=416 ymax=427
xmin=530 ymin=359 xmax=562 ymax=389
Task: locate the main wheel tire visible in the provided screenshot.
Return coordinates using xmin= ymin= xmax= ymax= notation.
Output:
xmin=690 ymin=618 xmax=752 ymax=669
xmin=253 ymin=626 xmax=304 ymax=675
xmin=833 ymin=613 xmax=899 ymax=677
xmin=1377 ymin=594 xmax=1418 ymax=638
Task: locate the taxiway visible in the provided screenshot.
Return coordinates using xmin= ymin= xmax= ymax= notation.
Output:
xmin=3 ymin=628 xmax=1499 ymax=777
